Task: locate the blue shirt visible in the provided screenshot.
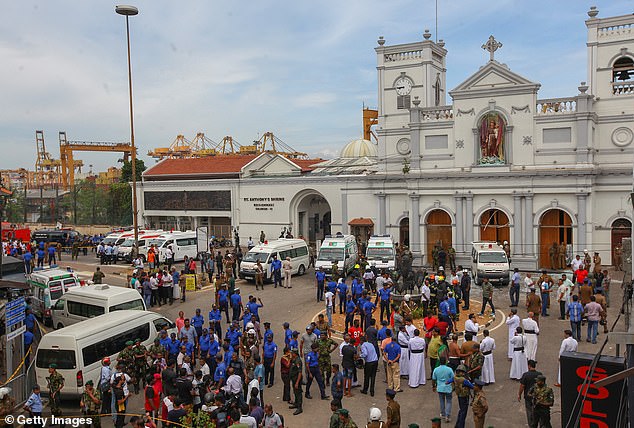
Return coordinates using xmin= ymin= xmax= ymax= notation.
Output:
xmin=23 ymin=252 xmax=32 ymax=262
xmin=160 ymin=336 xmax=171 ymax=350
xmin=25 ymin=392 xmax=43 ymax=413
xmin=247 ymin=302 xmax=263 ymax=317
xmin=284 ymin=328 xmax=293 ymax=346
xmin=271 ymin=259 xmax=282 ymax=272
xmin=37 ymin=249 xmax=45 ymax=259
xmin=331 ymin=371 xmax=344 ymax=397
xmin=352 ymin=280 xmax=364 ymax=297
xmin=47 ymin=246 xmax=56 ymax=255
xmin=254 ymin=364 xmax=265 ymax=390
xmin=345 ymin=300 xmax=356 ymax=314
xmin=377 ymin=327 xmax=389 ymax=341
xmin=263 ymin=328 xmax=274 ymax=341
xmin=384 ymin=341 xmax=401 ymax=361
xmin=24 ymin=330 xmax=34 ymax=346
xmin=192 ymin=315 xmax=205 ymax=328
xmin=263 ymin=341 xmax=278 ymax=358
xmin=25 ymin=313 xmax=36 ymax=330
xmin=218 ymin=289 xmax=229 ymax=304
xmin=199 ymin=334 xmax=210 ymax=351
xmin=363 ymin=301 xmax=376 ymax=316
xmin=208 ymin=340 xmax=220 ymax=357
xmin=306 ymin=351 xmax=319 ymax=367
xmin=512 ymin=272 xmax=521 ymax=285
xmin=172 ymin=271 xmax=180 ymax=286
xmin=230 ymin=294 xmax=242 ymax=307
xmin=242 ymin=313 xmax=253 ymax=329
xmin=567 ymin=301 xmax=584 ymax=322
xmin=214 ymin=362 xmax=226 ymax=382
xmin=432 ymin=365 xmax=455 ymax=394
xmin=315 ymin=271 xmax=326 ymax=283
xmin=447 ymin=298 xmax=457 ymax=315
xmin=289 ymin=339 xmax=298 ymax=349
xmin=327 ymin=281 xmax=337 ymax=293
xmin=226 ymin=329 xmax=242 ymax=347
xmin=378 ymin=287 xmax=392 ymax=302
xmin=359 ymin=341 xmax=378 ymax=362
xmin=183 ymin=341 xmax=194 ymax=356
xmin=209 ymin=309 xmax=221 ymax=323
xmin=167 ymin=339 xmax=181 ymax=355
xmin=337 ymin=282 xmax=348 ymax=295
xmin=439 ymin=301 xmax=450 ymax=317
xmin=223 ymin=348 xmax=233 ymax=367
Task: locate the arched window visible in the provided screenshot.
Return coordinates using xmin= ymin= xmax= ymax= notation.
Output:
xmin=612 ymin=57 xmax=634 ymax=95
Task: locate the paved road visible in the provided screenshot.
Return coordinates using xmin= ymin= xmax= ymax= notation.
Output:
xmin=47 ymin=253 xmax=623 ymax=427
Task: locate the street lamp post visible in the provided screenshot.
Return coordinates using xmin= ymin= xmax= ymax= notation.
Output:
xmin=115 ymin=4 xmax=140 ymax=256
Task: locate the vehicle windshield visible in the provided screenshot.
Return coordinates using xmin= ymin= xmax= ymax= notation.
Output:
xmin=318 ymin=248 xmax=344 ymax=262
xmin=149 ymin=239 xmax=166 ymax=248
xmin=243 ymin=252 xmax=270 ymax=263
xmin=479 ymin=252 xmax=508 ymax=263
xmin=36 ymin=349 xmax=76 ymax=369
xmin=101 ymin=237 xmax=117 ymax=245
xmin=120 ymin=239 xmax=135 ymax=248
xmin=366 ymin=247 xmax=394 ymax=259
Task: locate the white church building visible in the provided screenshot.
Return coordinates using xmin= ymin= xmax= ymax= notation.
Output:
xmin=139 ymin=7 xmax=634 ymax=270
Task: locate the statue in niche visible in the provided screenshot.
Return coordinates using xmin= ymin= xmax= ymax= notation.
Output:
xmin=479 ymin=113 xmax=506 ymax=164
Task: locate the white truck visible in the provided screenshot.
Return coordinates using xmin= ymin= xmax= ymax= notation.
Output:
xmin=471 ymin=241 xmax=510 ymax=286
xmin=365 ymin=235 xmax=396 ymax=271
xmin=315 ymin=234 xmax=358 ymax=276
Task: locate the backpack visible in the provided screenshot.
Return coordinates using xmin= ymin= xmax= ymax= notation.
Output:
xmin=277 ymin=413 xmax=284 ymax=427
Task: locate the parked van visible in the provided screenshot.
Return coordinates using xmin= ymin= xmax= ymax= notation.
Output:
xmin=315 ymin=234 xmax=359 ymax=276
xmin=100 ymin=232 xmax=127 ymax=247
xmin=51 ymin=284 xmax=146 ymax=330
xmin=35 ymin=310 xmax=176 ymax=398
xmin=116 ymin=230 xmax=160 ymax=261
xmin=471 ymin=241 xmax=510 ymax=286
xmin=240 ymin=239 xmax=309 ymax=281
xmin=150 ymin=231 xmax=198 ymax=263
xmin=32 ymin=229 xmax=80 ymax=245
xmin=28 ymin=268 xmax=81 ymax=326
xmin=365 ymin=235 xmax=396 ymax=271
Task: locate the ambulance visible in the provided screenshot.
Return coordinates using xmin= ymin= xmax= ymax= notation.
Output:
xmin=315 ymin=234 xmax=358 ymax=276
xmin=470 ymin=241 xmax=510 ymax=286
xmin=365 ymin=235 xmax=396 ymax=271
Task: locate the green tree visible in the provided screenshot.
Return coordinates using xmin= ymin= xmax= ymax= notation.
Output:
xmin=120 ymin=158 xmax=146 ymax=183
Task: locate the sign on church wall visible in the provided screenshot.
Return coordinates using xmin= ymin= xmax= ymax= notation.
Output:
xmin=144 ymin=191 xmax=231 ymax=211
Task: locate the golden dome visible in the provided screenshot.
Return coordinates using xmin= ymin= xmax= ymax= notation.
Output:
xmin=340 ymin=138 xmax=378 ymax=158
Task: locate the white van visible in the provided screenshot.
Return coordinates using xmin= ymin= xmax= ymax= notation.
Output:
xmin=240 ymin=239 xmax=310 ymax=281
xmin=315 ymin=234 xmax=359 ymax=276
xmin=116 ymin=230 xmax=162 ymax=261
xmin=471 ymin=241 xmax=510 ymax=286
xmin=365 ymin=235 xmax=396 ymax=271
xmin=100 ymin=232 xmax=126 ymax=247
xmin=51 ymin=284 xmax=146 ymax=330
xmin=35 ymin=310 xmax=176 ymax=398
xmin=150 ymin=231 xmax=198 ymax=263
xmin=28 ymin=268 xmax=81 ymax=326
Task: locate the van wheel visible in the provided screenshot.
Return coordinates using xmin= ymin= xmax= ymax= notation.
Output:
xmin=56 ymin=323 xmax=64 ymax=330
xmin=298 ymin=265 xmax=306 ymax=276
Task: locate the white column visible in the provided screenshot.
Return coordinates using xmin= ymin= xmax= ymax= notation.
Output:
xmin=577 ymin=193 xmax=588 ymax=253
xmin=454 ymin=195 xmax=464 ymax=254
xmin=513 ymin=195 xmax=522 ymax=256
xmin=341 ymin=192 xmax=349 ymax=235
xmin=465 ymin=194 xmax=474 ymax=245
xmin=524 ymin=194 xmax=534 ymax=257
xmin=409 ymin=194 xmax=421 ymax=261
xmin=377 ymin=193 xmax=387 ymax=235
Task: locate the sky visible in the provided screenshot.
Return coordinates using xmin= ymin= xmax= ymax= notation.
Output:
xmin=0 ymin=0 xmax=631 ymax=171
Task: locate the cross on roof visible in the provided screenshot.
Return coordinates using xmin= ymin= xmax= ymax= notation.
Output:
xmin=482 ymin=35 xmax=502 ymax=62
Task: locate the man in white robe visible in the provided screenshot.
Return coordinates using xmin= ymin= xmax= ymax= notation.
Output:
xmin=506 ymin=308 xmax=520 ymax=359
xmin=464 ymin=314 xmax=480 ymax=343
xmin=397 ymin=325 xmax=410 ymax=377
xmin=510 ymin=327 xmax=528 ymax=379
xmin=556 ymin=329 xmax=578 ymax=386
xmin=408 ymin=329 xmax=426 ymax=387
xmin=480 ymin=329 xmax=495 ymax=384
xmin=521 ymin=312 xmax=539 ymax=362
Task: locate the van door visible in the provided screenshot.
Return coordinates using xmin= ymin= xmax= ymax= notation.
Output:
xmin=51 ymin=298 xmax=66 ymax=328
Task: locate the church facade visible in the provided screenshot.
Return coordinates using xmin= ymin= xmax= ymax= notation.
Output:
xmin=139 ymin=8 xmax=634 ymax=270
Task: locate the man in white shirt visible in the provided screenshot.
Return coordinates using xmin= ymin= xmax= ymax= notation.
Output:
xmin=325 ymin=289 xmax=334 ymax=326
xmin=164 ymin=246 xmax=174 ymax=267
xmin=247 ymin=237 xmax=255 ymax=250
xmin=521 ymin=313 xmax=540 ymax=361
xmin=223 ymin=367 xmax=243 ymax=395
xmin=505 ymin=308 xmax=520 ymax=360
xmin=557 ymin=278 xmax=571 ymax=320
xmin=555 ymin=329 xmax=578 ymax=386
xmin=162 ymin=271 xmax=174 ymax=305
xmin=480 ymin=329 xmax=496 ymax=384
xmin=571 ymin=254 xmax=583 ymax=274
xmin=523 ymin=273 xmax=535 ymax=294
xmin=240 ymin=405 xmax=258 ymax=428
xmin=464 ymin=314 xmax=480 ymax=342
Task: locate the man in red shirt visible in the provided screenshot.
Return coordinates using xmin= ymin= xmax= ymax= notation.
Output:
xmin=348 ymin=319 xmax=363 ymax=346
xmin=576 ymin=265 xmax=589 ymax=286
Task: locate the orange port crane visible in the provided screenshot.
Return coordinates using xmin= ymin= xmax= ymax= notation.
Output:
xmin=59 ymin=131 xmax=135 ymax=190
xmin=252 ymin=132 xmax=307 ymax=159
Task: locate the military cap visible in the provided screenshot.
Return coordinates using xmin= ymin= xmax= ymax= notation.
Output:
xmin=125 ymin=340 xmax=134 ymax=346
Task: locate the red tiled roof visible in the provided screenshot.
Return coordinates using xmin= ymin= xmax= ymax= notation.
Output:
xmin=293 ymin=159 xmax=322 ymax=172
xmin=348 ymin=217 xmax=374 ymax=226
xmin=144 ymin=155 xmax=258 ymax=177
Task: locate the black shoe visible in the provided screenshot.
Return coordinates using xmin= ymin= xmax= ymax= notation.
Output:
xmin=305 ymin=394 xmax=312 ymax=399
xmin=370 ymin=391 xmax=374 ymax=397
xmin=293 ymin=409 xmax=303 ymax=415
xmin=267 ymin=384 xmax=274 ymax=388
xmin=289 ymin=405 xmax=297 ymax=409
xmin=360 ymin=390 xmax=367 ymax=394
xmin=321 ymin=395 xmax=330 ymax=400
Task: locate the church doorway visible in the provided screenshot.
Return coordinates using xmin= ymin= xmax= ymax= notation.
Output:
xmin=538 ymin=209 xmax=573 ymax=268
xmin=611 ymin=218 xmax=631 ymax=269
xmin=294 ymin=191 xmax=331 ymax=244
xmin=399 ymin=217 xmax=409 ymax=247
xmin=479 ymin=209 xmax=510 ymax=244
xmin=426 ymin=209 xmax=452 ymax=264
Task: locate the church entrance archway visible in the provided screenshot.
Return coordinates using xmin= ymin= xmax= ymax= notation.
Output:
xmin=539 ymin=209 xmax=572 ymax=268
xmin=293 ymin=190 xmax=331 ymax=244
xmin=479 ymin=209 xmax=510 ymax=244
xmin=399 ymin=218 xmax=409 ymax=247
xmin=611 ymin=218 xmax=631 ymax=269
xmin=426 ymin=209 xmax=452 ymax=265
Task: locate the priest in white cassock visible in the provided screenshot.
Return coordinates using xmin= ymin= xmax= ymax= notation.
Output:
xmin=408 ymin=329 xmax=426 ymax=387
xmin=506 ymin=308 xmax=520 ymax=360
xmin=405 ymin=318 xmax=417 ymax=340
xmin=480 ymin=329 xmax=495 ymax=384
xmin=397 ymin=324 xmax=411 ymax=377
xmin=556 ymin=329 xmax=578 ymax=386
xmin=510 ymin=326 xmax=528 ymax=380
xmin=521 ymin=312 xmax=540 ymax=361
xmin=464 ymin=313 xmax=480 ymax=343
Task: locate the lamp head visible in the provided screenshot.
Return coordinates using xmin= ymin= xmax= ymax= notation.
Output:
xmin=115 ymin=5 xmax=138 ymax=16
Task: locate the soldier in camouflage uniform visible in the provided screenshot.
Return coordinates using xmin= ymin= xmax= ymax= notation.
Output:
xmin=148 ymin=338 xmax=165 ymax=361
xmin=472 ymin=379 xmax=489 ymax=428
xmin=331 ymin=262 xmax=340 ymax=282
xmin=117 ymin=341 xmax=136 ymax=392
xmin=528 ymin=374 xmax=554 ymax=428
xmin=133 ymin=338 xmax=149 ymax=393
xmin=317 ymin=335 xmax=338 ymax=386
xmin=46 ymin=363 xmax=65 ymax=417
xmin=80 ymin=380 xmax=102 ymax=428
xmin=447 ymin=246 xmax=456 ymax=271
xmin=289 ymin=348 xmax=303 ymax=415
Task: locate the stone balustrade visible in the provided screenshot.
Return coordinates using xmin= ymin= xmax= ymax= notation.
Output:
xmin=598 ymin=22 xmax=632 ymax=38
xmin=536 ymin=98 xmax=577 ymax=115
xmin=612 ymin=82 xmax=634 ymax=96
xmin=420 ymin=105 xmax=454 ymax=121
xmin=384 ymin=50 xmax=423 ymax=62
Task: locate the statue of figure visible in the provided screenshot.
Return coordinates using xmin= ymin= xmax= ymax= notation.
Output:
xmin=479 ymin=113 xmax=505 ymax=162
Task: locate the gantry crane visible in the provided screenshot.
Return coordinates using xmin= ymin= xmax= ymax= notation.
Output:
xmin=252 ymin=132 xmax=307 ymax=159
xmin=34 ymin=130 xmax=62 ymax=188
xmin=59 ymin=131 xmax=134 ymax=190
